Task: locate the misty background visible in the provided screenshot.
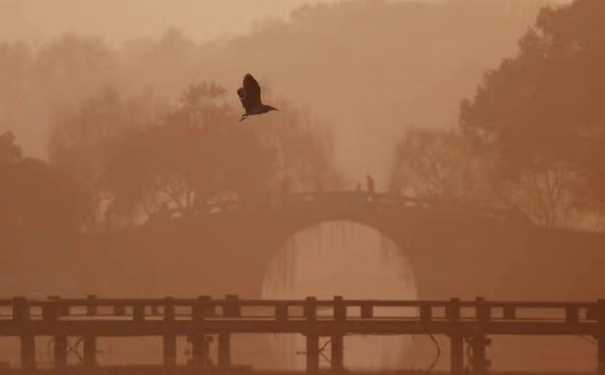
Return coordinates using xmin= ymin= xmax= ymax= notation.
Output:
xmin=1 ymin=0 xmax=561 ymax=186
xmin=3 ymin=0 xmax=604 ymax=371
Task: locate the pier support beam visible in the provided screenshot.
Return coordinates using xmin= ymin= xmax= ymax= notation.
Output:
xmin=20 ymin=334 xmax=35 ymax=371
xmin=306 ymin=333 xmax=320 ymax=375
xmin=218 ymin=333 xmax=232 ymax=371
xmin=54 ymin=336 xmax=68 ymax=368
xmin=468 ymin=336 xmax=491 ymax=374
xmin=450 ymin=335 xmax=464 ymax=375
xmin=14 ymin=297 xmax=35 ymax=371
xmin=191 ymin=333 xmax=212 ymax=370
xmin=331 ymin=334 xmax=344 ymax=373
xmin=163 ymin=296 xmax=177 ymax=367
xmin=163 ymin=333 xmax=177 ymax=367
xmin=599 ymin=336 xmax=605 ymax=375
xmin=599 ymin=299 xmax=605 ymax=375
xmin=83 ymin=335 xmax=97 ymax=368
xmin=191 ymin=334 xmax=203 ymax=369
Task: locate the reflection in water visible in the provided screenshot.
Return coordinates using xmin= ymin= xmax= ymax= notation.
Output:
xmin=261 ymin=221 xmax=418 ymax=371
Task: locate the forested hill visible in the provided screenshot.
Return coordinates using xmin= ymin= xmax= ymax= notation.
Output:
xmin=193 ymin=0 xmax=558 ymax=182
xmin=1 ymin=0 xmax=558 ymax=184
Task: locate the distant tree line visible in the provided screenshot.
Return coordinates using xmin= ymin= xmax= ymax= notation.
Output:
xmin=0 ymin=83 xmax=341 ymax=274
xmin=0 ymin=131 xmax=89 ymax=268
xmin=49 ymin=82 xmax=342 ymax=228
xmin=2 ymin=0 xmax=603 ymax=273
xmin=2 ymin=0 xmax=578 ymax=295
xmin=390 ymin=0 xmax=605 ymax=229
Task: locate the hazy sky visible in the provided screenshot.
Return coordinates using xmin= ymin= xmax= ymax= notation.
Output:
xmin=1 ymin=0 xmax=563 ymax=187
xmin=0 ymin=0 xmax=367 ymax=46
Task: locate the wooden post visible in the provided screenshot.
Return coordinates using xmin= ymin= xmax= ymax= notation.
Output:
xmin=420 ymin=304 xmax=432 ymax=322
xmin=193 ymin=297 xmax=204 ymax=323
xmin=449 ymin=298 xmax=463 ymax=375
xmin=503 ymin=305 xmax=516 ymax=320
xmin=447 ymin=298 xmax=461 ymax=322
xmin=331 ymin=296 xmax=346 ymax=373
xmin=164 ymin=297 xmax=175 ymax=322
xmin=476 ymin=297 xmax=491 ymax=323
xmin=43 ymin=297 xmax=59 ymax=321
xmin=218 ymin=332 xmax=232 ymax=371
xmin=566 ymin=306 xmax=579 ymax=324
xmin=83 ymin=335 xmax=97 ymax=368
xmin=334 ymin=296 xmax=346 ymax=322
xmin=133 ymin=304 xmax=145 ymax=322
xmin=193 ymin=296 xmax=215 ymax=321
xmin=54 ymin=336 xmax=68 ymax=369
xmin=469 ymin=336 xmax=491 ymax=374
xmin=191 ymin=298 xmax=210 ymax=370
xmin=190 ymin=333 xmax=207 ymax=370
xmin=331 ymin=334 xmax=344 ymax=373
xmin=20 ymin=334 xmax=35 ymax=371
xmin=305 ymin=297 xmax=319 ymax=374
xmin=163 ymin=334 xmax=177 ymax=367
xmin=275 ymin=303 xmax=288 ymax=322
xmin=218 ymin=294 xmax=235 ymax=372
xmin=48 ymin=296 xmax=68 ymax=317
xmin=163 ymin=297 xmax=177 ymax=367
xmin=598 ymin=299 xmax=605 ymax=375
xmin=305 ymin=297 xmax=317 ymax=321
xmin=202 ymin=296 xmax=215 ymax=317
xmin=13 ymin=296 xmax=30 ymax=321
xmin=86 ymin=294 xmax=97 ymax=316
xmin=472 ymin=297 xmax=491 ymax=373
xmin=450 ymin=335 xmax=464 ymax=375
xmin=14 ymin=297 xmax=35 ymax=371
xmin=46 ymin=298 xmax=64 ymax=369
xmin=360 ymin=301 xmax=373 ymax=319
xmin=306 ymin=333 xmax=320 ymax=375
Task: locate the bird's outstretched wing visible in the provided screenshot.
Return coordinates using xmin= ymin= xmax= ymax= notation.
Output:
xmin=237 ymin=74 xmax=262 ymax=112
xmin=237 ymin=87 xmax=249 ymax=111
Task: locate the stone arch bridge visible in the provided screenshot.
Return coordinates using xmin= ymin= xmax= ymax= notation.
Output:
xmin=78 ymin=191 xmax=605 ymax=301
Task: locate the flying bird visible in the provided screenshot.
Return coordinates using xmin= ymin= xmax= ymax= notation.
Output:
xmin=237 ymin=74 xmax=278 ymax=121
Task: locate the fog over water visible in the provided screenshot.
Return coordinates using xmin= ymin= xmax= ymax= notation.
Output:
xmin=262 ymin=221 xmax=417 ymax=370
xmin=0 ymin=0 xmax=588 ymax=371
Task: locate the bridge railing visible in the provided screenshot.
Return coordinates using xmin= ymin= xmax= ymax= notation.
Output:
xmin=152 ymin=191 xmax=530 ymax=225
xmin=0 ymin=295 xmax=601 ymax=324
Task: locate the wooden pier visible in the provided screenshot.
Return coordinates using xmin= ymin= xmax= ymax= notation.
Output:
xmin=1 ymin=296 xmax=605 ymax=374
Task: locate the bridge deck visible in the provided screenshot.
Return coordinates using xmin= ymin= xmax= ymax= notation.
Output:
xmin=0 ymin=318 xmax=599 ymax=336
xmin=3 ymin=296 xmax=605 ymax=374
xmin=2 ymin=296 xmax=604 ymax=336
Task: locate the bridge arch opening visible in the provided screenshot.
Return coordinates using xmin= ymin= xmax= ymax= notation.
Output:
xmin=261 ymin=220 xmax=418 ymax=371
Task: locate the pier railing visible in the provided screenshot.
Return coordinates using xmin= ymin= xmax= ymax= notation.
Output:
xmin=3 ymin=295 xmax=602 ymax=322
xmin=1 ymin=296 xmax=604 ymax=374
